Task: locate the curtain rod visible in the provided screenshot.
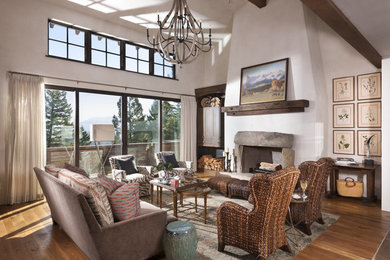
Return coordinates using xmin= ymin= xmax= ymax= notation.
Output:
xmin=8 ymin=71 xmax=195 ymax=97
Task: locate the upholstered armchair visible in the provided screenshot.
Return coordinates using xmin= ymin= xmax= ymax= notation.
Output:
xmin=289 ymin=158 xmax=332 ymax=235
xmin=217 ymin=167 xmax=300 ymax=259
xmin=109 ymin=154 xmax=154 ymax=197
xmin=155 ymin=151 xmax=193 ymax=178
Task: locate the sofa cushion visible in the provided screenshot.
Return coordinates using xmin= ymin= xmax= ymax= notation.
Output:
xmin=161 ymin=153 xmax=179 ymax=168
xmin=58 ymin=169 xmax=114 ymax=226
xmin=109 ymin=183 xmax=140 ymax=221
xmin=96 ymin=174 xmax=124 ymax=194
xmin=116 ymin=156 xmax=138 ymax=175
xmin=45 ymin=165 xmax=61 ymax=177
xmin=64 ymin=163 xmax=89 ymax=178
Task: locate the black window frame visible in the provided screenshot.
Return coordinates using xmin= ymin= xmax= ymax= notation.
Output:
xmin=47 ymin=19 xmax=176 ymax=80
xmin=48 ymin=21 xmax=86 ymax=62
xmin=154 ymin=51 xmax=176 ymax=78
xmin=44 ymin=84 xmax=181 ymax=167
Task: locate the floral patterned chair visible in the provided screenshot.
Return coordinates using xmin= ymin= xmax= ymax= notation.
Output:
xmin=109 ymin=154 xmax=154 ymax=197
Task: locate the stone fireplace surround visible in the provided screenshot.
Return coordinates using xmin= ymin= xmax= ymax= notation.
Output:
xmin=234 ymin=131 xmax=295 ymax=174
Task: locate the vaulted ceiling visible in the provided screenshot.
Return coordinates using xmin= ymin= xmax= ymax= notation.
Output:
xmin=44 ymin=0 xmax=390 ymax=62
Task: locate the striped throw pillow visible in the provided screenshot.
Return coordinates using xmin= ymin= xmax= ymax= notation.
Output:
xmin=109 ymin=183 xmax=140 ymax=221
xmin=58 ymin=169 xmax=114 ymax=226
xmin=45 ymin=165 xmax=61 ymax=177
xmin=96 ymin=174 xmax=124 ymax=194
xmin=64 ymin=163 xmax=89 ymax=178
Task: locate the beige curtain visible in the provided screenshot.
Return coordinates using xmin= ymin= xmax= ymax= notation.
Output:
xmin=180 ymin=96 xmax=197 ymax=171
xmin=6 ymin=73 xmax=45 ymax=204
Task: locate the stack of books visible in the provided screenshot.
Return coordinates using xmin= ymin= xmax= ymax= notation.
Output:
xmin=335 ymin=157 xmax=358 ymax=166
xmin=254 ymin=162 xmax=282 ymax=174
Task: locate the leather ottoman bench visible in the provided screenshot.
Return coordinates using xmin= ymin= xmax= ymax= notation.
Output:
xmin=227 ymin=179 xmax=250 ymax=200
xmin=207 ymin=175 xmax=239 ymax=197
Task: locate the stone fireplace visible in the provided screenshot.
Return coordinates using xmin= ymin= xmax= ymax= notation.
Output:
xmin=234 ymin=131 xmax=295 ymax=174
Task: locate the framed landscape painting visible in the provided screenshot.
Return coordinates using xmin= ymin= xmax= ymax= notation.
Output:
xmin=333 ymin=103 xmax=354 ymax=128
xmin=357 ymin=72 xmax=381 ymax=100
xmin=333 ymin=130 xmax=354 ymax=155
xmin=357 ymin=130 xmax=381 ymax=156
xmin=333 ymin=76 xmax=354 ymax=102
xmin=240 ymin=58 xmax=288 ymax=105
xmin=357 ymin=101 xmax=381 ymax=128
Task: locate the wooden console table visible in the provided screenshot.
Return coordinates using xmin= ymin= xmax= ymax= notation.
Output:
xmin=330 ymin=164 xmax=378 ymax=202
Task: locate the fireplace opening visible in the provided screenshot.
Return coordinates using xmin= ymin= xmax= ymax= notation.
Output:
xmin=241 ymin=146 xmax=282 ymax=173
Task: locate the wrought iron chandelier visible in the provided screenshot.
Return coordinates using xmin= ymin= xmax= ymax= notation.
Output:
xmin=147 ymin=0 xmax=212 ymax=65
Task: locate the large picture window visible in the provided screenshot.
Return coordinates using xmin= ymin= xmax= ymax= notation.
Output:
xmin=47 ymin=20 xmax=175 ymax=79
xmin=45 ymin=85 xmax=181 ymax=175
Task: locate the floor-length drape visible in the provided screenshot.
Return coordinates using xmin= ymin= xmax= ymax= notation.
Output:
xmin=6 ymin=73 xmax=45 ymax=204
xmin=180 ymin=96 xmax=197 ymax=171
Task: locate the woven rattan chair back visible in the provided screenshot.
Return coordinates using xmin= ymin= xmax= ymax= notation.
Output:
xmin=217 ymin=167 xmax=300 ymax=259
xmin=290 ymin=158 xmax=330 ymax=235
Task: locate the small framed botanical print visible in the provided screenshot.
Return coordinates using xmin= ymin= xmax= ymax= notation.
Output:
xmin=357 ymin=101 xmax=381 ymax=128
xmin=357 ymin=72 xmax=381 ymax=100
xmin=333 ymin=76 xmax=354 ymax=102
xmin=357 ymin=130 xmax=381 ymax=156
xmin=333 ymin=103 xmax=354 ymax=128
xmin=333 ymin=130 xmax=354 ymax=155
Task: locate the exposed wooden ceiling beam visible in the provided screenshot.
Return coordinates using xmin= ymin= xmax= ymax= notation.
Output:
xmin=301 ymin=0 xmax=382 ymax=68
xmin=248 ymin=0 xmax=267 ymax=9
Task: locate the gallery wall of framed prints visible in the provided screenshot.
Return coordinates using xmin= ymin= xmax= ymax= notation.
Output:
xmin=332 ymin=72 xmax=382 ymax=156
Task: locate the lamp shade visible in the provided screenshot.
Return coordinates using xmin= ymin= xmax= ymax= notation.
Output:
xmin=90 ymin=124 xmax=115 ymax=142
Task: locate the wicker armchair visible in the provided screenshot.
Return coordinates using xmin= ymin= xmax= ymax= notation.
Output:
xmin=109 ymin=154 xmax=154 ymax=197
xmin=289 ymin=158 xmax=332 ymax=235
xmin=155 ymin=151 xmax=193 ymax=178
xmin=217 ymin=167 xmax=300 ymax=259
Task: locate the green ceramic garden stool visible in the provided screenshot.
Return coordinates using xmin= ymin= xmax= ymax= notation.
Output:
xmin=163 ymin=221 xmax=198 ymax=260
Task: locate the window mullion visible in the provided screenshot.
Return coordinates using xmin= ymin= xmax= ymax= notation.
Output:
xmin=85 ymin=31 xmax=91 ymax=64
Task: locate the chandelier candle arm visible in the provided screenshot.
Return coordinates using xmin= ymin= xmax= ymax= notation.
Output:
xmin=146 ymin=0 xmax=212 ymax=65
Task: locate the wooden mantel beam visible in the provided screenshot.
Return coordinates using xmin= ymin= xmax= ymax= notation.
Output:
xmin=301 ymin=0 xmax=382 ymax=68
xmin=248 ymin=0 xmax=267 ymax=9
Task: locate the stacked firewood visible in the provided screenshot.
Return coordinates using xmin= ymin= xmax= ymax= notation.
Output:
xmin=198 ymin=155 xmax=224 ymax=171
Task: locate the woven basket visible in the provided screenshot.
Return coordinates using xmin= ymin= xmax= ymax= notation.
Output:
xmin=337 ymin=177 xmax=363 ymax=198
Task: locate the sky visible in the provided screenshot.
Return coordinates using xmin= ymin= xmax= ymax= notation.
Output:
xmin=66 ymin=92 xmax=155 ymax=122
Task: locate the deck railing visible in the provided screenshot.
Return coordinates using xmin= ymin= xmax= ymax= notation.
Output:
xmin=46 ymin=141 xmax=180 ymax=174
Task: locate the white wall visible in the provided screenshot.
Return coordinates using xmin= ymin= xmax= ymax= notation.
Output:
xmin=224 ymin=0 xmax=382 ymax=198
xmin=225 ymin=0 xmax=326 ymax=165
xmin=382 ymin=58 xmax=390 ymax=211
xmin=0 ymin=0 xmax=206 ymax=204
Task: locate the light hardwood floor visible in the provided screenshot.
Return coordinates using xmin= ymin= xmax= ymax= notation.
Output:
xmin=1 ymin=194 xmax=389 ymax=259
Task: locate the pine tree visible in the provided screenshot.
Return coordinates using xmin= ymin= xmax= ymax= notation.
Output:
xmin=45 ymin=90 xmax=73 ymax=147
xmin=112 ymin=97 xmax=146 ymax=143
xmin=79 ymin=126 xmax=91 ymax=146
xmin=162 ymin=101 xmax=181 ymax=141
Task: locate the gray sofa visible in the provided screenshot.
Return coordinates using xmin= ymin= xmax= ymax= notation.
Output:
xmin=34 ymin=167 xmax=175 ymax=260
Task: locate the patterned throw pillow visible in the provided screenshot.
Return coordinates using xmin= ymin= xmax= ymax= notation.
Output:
xmin=45 ymin=165 xmax=61 ymax=177
xmin=96 ymin=174 xmax=124 ymax=194
xmin=58 ymin=169 xmax=114 ymax=226
xmin=108 ymin=183 xmax=140 ymax=221
xmin=116 ymin=157 xmax=138 ymax=175
xmin=161 ymin=153 xmax=179 ymax=168
xmin=64 ymin=163 xmax=89 ymax=178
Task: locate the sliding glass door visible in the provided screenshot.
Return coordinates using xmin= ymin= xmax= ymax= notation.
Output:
xmin=79 ymin=92 xmax=122 ymax=174
xmin=127 ymin=97 xmax=160 ymax=166
xmin=45 ymin=89 xmax=75 ymax=167
xmin=162 ymin=101 xmax=181 ymax=158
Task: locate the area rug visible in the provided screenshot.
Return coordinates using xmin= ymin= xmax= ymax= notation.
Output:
xmin=142 ymin=190 xmax=339 ymax=260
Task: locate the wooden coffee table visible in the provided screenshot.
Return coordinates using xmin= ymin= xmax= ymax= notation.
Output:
xmin=150 ymin=178 xmax=208 ymax=218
